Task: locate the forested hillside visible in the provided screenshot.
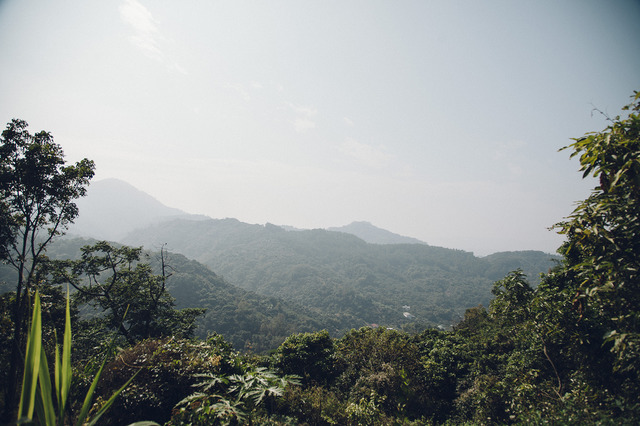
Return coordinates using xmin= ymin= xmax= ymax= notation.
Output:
xmin=157 ymin=249 xmax=339 ymax=351
xmin=0 ymin=237 xmax=338 ymax=353
xmin=123 ymin=219 xmax=557 ymax=330
xmin=0 ymin=230 xmax=557 ymax=352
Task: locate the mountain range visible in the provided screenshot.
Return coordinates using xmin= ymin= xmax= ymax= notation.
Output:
xmin=68 ymin=178 xmax=208 ymax=242
xmin=70 ymin=179 xmax=431 ymax=246
xmin=2 ymin=178 xmax=560 ymax=351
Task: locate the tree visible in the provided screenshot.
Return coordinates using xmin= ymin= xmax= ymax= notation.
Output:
xmin=52 ymin=241 xmax=204 ymax=345
xmin=274 ymin=330 xmax=336 ymax=385
xmin=555 ymin=92 xmax=640 ymax=376
xmin=0 ymin=119 xmax=94 ymax=420
xmin=489 ymin=269 xmax=534 ymax=327
xmin=485 ymin=91 xmax=640 ymax=422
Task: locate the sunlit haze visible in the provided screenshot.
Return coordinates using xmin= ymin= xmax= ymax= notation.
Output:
xmin=1 ymin=0 xmax=638 ymax=255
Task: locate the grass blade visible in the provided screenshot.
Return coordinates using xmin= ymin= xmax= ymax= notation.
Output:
xmin=35 ymin=346 xmax=56 ymax=426
xmin=86 ymin=369 xmax=141 ymax=426
xmin=54 ymin=340 xmax=61 ymax=415
xmin=60 ymin=286 xmax=72 ymax=414
xmin=18 ymin=291 xmax=43 ymax=421
xmin=74 ymin=360 xmax=105 ymax=426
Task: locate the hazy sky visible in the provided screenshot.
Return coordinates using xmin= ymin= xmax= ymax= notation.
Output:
xmin=1 ymin=0 xmax=638 ymax=255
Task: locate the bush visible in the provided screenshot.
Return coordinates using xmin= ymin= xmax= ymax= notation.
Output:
xmin=95 ymin=335 xmax=238 ymax=425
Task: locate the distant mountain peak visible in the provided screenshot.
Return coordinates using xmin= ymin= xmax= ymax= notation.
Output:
xmin=327 ymin=221 xmax=427 ymax=245
xmin=69 ymin=178 xmax=206 ymax=241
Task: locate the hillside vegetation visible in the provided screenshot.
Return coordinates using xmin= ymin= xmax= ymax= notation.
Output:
xmin=0 ymin=237 xmax=337 ymax=353
xmin=123 ymin=219 xmax=557 ymax=331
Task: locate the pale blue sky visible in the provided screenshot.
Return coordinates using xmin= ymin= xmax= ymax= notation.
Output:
xmin=1 ymin=0 xmax=638 ymax=255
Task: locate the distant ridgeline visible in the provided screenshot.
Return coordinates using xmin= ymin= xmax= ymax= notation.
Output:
xmin=327 ymin=221 xmax=429 ymax=245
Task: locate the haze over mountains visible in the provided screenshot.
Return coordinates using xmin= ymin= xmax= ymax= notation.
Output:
xmin=328 ymin=221 xmax=428 ymax=245
xmin=69 ymin=178 xmax=208 ymax=242
xmin=3 ymin=178 xmax=560 ymax=351
xmin=0 ymin=145 xmax=571 ymax=357
xmin=70 ymin=178 xmax=476 ymax=251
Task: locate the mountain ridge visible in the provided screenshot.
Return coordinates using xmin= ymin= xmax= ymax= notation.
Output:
xmin=69 ymin=178 xmax=207 ymax=241
xmin=328 ymin=221 xmax=428 ymax=245
xmin=70 ymin=178 xmax=502 ymax=253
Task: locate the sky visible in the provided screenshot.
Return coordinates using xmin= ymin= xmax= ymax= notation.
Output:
xmin=1 ymin=0 xmax=639 ymax=256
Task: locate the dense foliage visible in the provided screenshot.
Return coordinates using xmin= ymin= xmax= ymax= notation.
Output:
xmin=123 ymin=219 xmax=556 ymax=331
xmin=0 ymin=237 xmax=338 ymax=353
xmin=49 ymin=242 xmax=206 ymax=345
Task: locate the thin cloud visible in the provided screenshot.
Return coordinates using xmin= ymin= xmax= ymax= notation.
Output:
xmin=119 ymin=0 xmax=187 ymax=74
xmin=294 ymin=117 xmax=316 ymax=132
xmin=288 ymin=102 xmax=317 ymax=133
xmin=119 ymin=0 xmax=161 ymax=59
xmin=339 ymin=138 xmax=393 ymax=169
xmin=288 ymin=103 xmax=317 ymax=117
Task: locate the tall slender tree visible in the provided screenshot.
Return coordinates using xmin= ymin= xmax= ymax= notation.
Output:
xmin=0 ymin=119 xmax=94 ymax=420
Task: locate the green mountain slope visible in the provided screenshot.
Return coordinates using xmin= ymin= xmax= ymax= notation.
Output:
xmin=0 ymin=237 xmax=336 ymax=352
xmin=159 ymin=251 xmax=337 ymax=351
xmin=123 ymin=218 xmax=559 ymax=329
xmin=483 ymin=250 xmax=559 ymax=284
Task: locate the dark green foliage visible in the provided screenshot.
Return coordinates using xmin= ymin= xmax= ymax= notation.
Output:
xmin=124 ymin=218 xmax=557 ymax=331
xmin=273 ymin=327 xmax=437 ymax=424
xmin=490 ymin=270 xmax=534 ymax=327
xmin=171 ymin=365 xmax=300 ymax=425
xmin=333 ymin=327 xmax=430 ymax=421
xmin=279 ymin=385 xmax=348 ymax=425
xmin=50 ymin=241 xmax=205 ymax=345
xmin=555 ymin=92 xmax=640 ymax=377
xmin=92 ymin=336 xmax=239 ymax=425
xmin=274 ymin=330 xmax=336 ymax=385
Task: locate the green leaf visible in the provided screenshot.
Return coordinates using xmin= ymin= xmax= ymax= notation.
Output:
xmin=86 ymin=369 xmax=141 ymax=426
xmin=35 ymin=346 xmax=56 ymax=426
xmin=75 ymin=360 xmax=106 ymax=426
xmin=18 ymin=291 xmax=43 ymax=421
xmin=60 ymin=286 xmax=72 ymax=414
